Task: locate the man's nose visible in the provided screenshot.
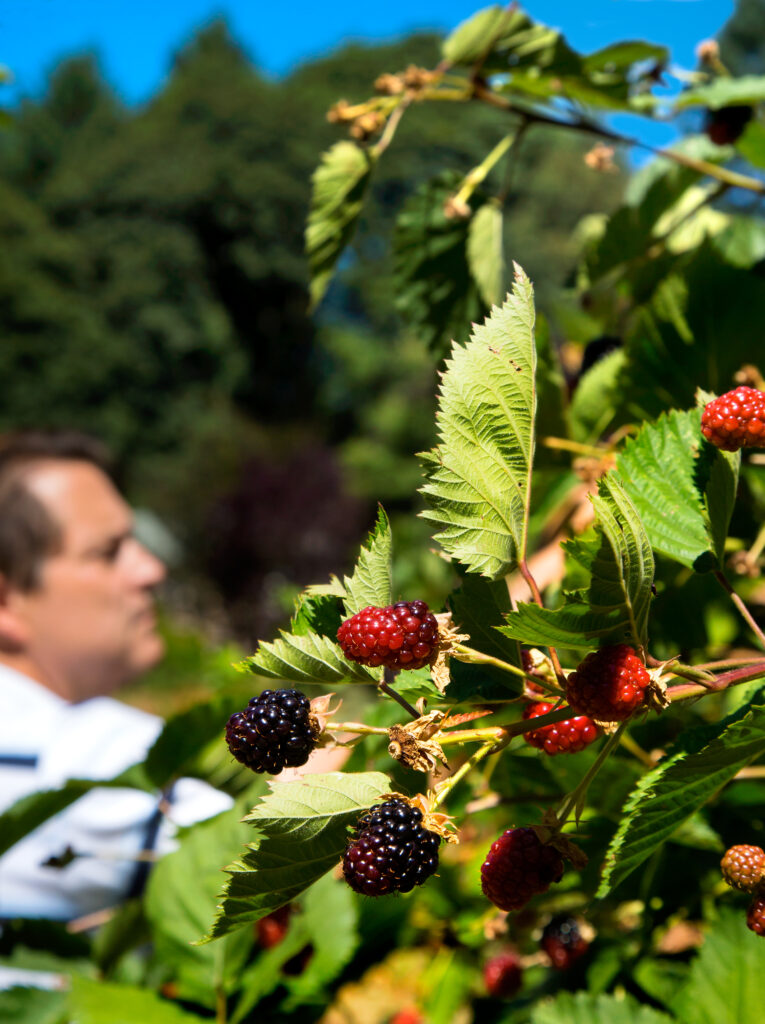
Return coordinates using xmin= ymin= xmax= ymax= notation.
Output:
xmin=130 ymin=539 xmax=167 ymax=587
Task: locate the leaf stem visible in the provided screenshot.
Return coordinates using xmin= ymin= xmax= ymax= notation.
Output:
xmin=517 ymin=557 xmax=566 ymax=684
xmin=556 ymin=722 xmax=629 ymax=827
xmin=542 ymin=436 xmax=612 ymax=458
xmin=714 ymin=569 xmax=765 ymax=650
xmin=451 ymin=130 xmax=518 ymax=207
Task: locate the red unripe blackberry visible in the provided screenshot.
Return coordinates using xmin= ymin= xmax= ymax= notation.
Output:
xmin=565 ymin=645 xmax=649 ymax=722
xmin=225 ymin=689 xmax=318 ymax=774
xmin=720 ymin=844 xmax=765 ymax=894
xmin=483 ymin=950 xmax=523 ymax=998
xmin=256 ymin=904 xmax=292 ymax=948
xmin=342 ymin=797 xmax=441 ymax=897
xmin=747 ymin=897 xmax=765 ymax=936
xmin=480 ymin=827 xmax=564 ymax=912
xmin=337 ymin=601 xmax=439 ymax=671
xmin=522 ymin=701 xmax=600 ymax=755
xmin=389 ymin=1009 xmax=424 ymax=1024
xmin=701 ymin=386 xmax=765 ymax=452
xmin=541 ymin=915 xmax=589 ymax=969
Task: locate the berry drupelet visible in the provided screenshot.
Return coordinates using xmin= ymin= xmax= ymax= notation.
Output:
xmin=541 ymin=915 xmax=589 ymax=969
xmin=701 ymin=386 xmax=765 ymax=452
xmin=565 ymin=645 xmax=649 ymax=722
xmin=480 ymin=827 xmax=564 ymax=912
xmin=483 ymin=950 xmax=523 ymax=999
xmin=225 ymin=689 xmax=318 ymax=774
xmin=342 ymin=797 xmax=441 ymax=897
xmin=337 ymin=601 xmax=439 ymax=671
xmin=523 ymin=701 xmax=600 ymax=755
xmin=747 ymin=898 xmax=765 ymax=936
xmin=720 ymin=844 xmax=765 ymax=894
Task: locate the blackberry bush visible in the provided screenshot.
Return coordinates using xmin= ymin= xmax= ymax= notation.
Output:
xmin=483 ymin=950 xmax=523 ymax=998
xmin=522 ymin=701 xmax=600 ymax=755
xmin=541 ymin=915 xmax=590 ymax=969
xmin=480 ymin=827 xmax=564 ymax=912
xmin=565 ymin=645 xmax=650 ymax=722
xmin=701 ymin=386 xmax=765 ymax=451
xmin=225 ymin=688 xmax=318 ymax=774
xmin=720 ymin=845 xmax=765 ymax=894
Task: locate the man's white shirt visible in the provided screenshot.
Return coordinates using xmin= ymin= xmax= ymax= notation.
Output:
xmin=0 ymin=664 xmax=232 ymax=922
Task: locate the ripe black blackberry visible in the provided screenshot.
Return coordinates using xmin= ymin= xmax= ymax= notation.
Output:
xmin=225 ymin=689 xmax=318 ymax=774
xmin=343 ymin=797 xmax=441 ymax=896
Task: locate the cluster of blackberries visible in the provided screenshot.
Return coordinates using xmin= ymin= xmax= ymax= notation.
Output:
xmin=702 ymin=386 xmax=765 ymax=452
xmin=342 ymin=797 xmax=441 ymax=897
xmin=225 ymin=689 xmax=317 ymax=774
xmin=721 ymin=843 xmax=765 ymax=936
xmin=337 ymin=600 xmax=439 ymax=670
xmin=523 ymin=700 xmax=600 ymax=755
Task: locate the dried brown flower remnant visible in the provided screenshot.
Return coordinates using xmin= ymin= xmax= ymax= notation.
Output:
xmin=584 ymin=143 xmax=618 ymax=174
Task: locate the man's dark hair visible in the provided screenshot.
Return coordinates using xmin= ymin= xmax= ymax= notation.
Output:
xmin=0 ymin=430 xmax=112 ymax=590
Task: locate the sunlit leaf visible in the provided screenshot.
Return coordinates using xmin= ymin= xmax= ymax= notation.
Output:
xmin=467 ymin=201 xmax=504 ymax=307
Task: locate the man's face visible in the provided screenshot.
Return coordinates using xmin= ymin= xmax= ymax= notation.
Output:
xmin=11 ymin=460 xmax=166 ymax=701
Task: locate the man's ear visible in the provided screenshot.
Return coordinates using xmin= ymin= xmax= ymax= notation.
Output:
xmin=0 ymin=573 xmax=32 ymax=651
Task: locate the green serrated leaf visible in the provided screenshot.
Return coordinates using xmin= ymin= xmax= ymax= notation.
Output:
xmin=598 ymin=691 xmax=765 ymax=898
xmin=500 ymin=474 xmax=654 ymax=648
xmin=69 ymin=975 xmax=202 ymax=1023
xmin=616 ymin=407 xmax=740 ymax=572
xmin=202 ymin=772 xmax=391 ymax=941
xmin=671 ymin=908 xmax=765 ymax=1024
xmin=291 ymin=590 xmax=344 ymax=638
xmin=467 ymin=201 xmax=504 ymax=307
xmin=675 ymin=75 xmax=765 ymax=110
xmin=244 ymin=630 xmax=378 ymax=684
xmin=532 ymin=990 xmax=674 ymax=1024
xmin=568 ymin=347 xmax=627 ymax=443
xmin=392 ymin=171 xmax=486 ymax=353
xmin=306 ymin=141 xmax=375 ymax=310
xmin=418 ymin=265 xmax=537 ymax=579
xmin=342 ymin=505 xmax=393 ymax=616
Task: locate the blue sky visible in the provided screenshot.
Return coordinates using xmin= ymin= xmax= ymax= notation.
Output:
xmin=1 ymin=0 xmax=735 ymax=106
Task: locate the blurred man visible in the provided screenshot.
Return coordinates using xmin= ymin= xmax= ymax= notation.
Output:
xmin=0 ymin=431 xmax=231 ymax=924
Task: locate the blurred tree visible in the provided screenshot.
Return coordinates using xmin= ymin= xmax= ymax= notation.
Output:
xmin=0 ymin=20 xmax=623 ymax=639
xmin=720 ymin=0 xmax=765 ymax=74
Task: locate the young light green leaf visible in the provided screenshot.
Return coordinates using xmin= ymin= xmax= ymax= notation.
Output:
xmin=0 ymin=986 xmax=68 ymax=1024
xmin=616 ymin=407 xmax=740 ymax=572
xmin=500 ymin=474 xmax=654 ymax=648
xmin=341 ymin=505 xmax=393 ymax=616
xmin=418 ymin=265 xmax=537 ymax=579
xmin=242 ymin=630 xmax=378 ymax=684
xmin=306 ymin=141 xmax=376 ymax=310
xmin=674 ymin=75 xmax=765 ymax=110
xmin=532 ymin=991 xmax=674 ymax=1024
xmin=467 ymin=201 xmax=504 ymax=308
xmin=442 ymin=6 xmax=520 ymax=65
xmin=202 ymin=771 xmax=391 ymax=941
xmin=598 ymin=691 xmax=765 ymax=898
xmin=672 ymin=908 xmax=765 ymax=1024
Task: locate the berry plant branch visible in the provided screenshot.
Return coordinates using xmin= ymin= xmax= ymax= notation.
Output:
xmin=554 ymin=723 xmax=630 ymax=829
xmin=714 ymin=569 xmax=765 ymax=650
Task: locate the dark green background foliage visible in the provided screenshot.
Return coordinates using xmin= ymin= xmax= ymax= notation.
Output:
xmin=0 ymin=21 xmax=621 ymax=640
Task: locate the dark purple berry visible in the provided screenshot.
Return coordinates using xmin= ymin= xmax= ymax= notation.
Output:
xmin=342 ymin=797 xmax=441 ymax=896
xmin=225 ymin=689 xmax=318 ymax=774
xmin=541 ymin=915 xmax=589 ymax=969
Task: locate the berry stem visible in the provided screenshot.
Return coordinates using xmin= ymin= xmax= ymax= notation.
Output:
xmin=714 ymin=570 xmax=765 ymax=650
xmin=380 ymin=670 xmax=420 ymax=719
xmin=331 ymin=722 xmax=392 ymax=737
xmin=430 ymin=736 xmax=505 ymax=811
xmin=667 ymin=660 xmax=765 ymax=701
xmin=451 ymin=642 xmax=561 ymax=694
xmin=555 ymin=722 xmax=629 ymax=828
xmin=517 ymin=558 xmax=566 ymax=685
xmin=619 ymin=732 xmax=656 ymax=768
xmin=541 ymin=436 xmax=612 ymax=458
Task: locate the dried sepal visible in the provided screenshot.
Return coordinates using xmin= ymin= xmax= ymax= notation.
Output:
xmin=429 ymin=613 xmax=470 ymax=693
xmin=309 ymin=693 xmax=343 ymax=747
xmin=534 ymin=811 xmax=588 ymax=871
xmin=388 ymin=711 xmax=450 ymax=773
xmin=386 ymin=791 xmax=459 ymax=844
